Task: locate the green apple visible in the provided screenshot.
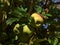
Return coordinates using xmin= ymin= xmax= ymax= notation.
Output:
xmin=13 ymin=23 xmax=20 ymax=34
xmin=23 ymin=25 xmax=32 ymax=34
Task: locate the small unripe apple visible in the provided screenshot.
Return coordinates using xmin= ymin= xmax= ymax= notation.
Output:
xmin=23 ymin=25 xmax=32 ymax=34
xmin=31 ymin=13 xmax=44 ymax=23
xmin=13 ymin=23 xmax=20 ymax=34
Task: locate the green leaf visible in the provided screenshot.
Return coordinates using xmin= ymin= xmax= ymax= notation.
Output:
xmin=48 ymin=38 xmax=51 ymax=44
xmin=13 ymin=10 xmax=23 ymax=17
xmin=43 ymin=14 xmax=52 ymax=17
xmin=6 ymin=18 xmax=19 ymax=25
xmin=13 ymin=7 xmax=28 ymax=18
xmin=35 ymin=5 xmax=42 ymax=13
xmin=53 ymin=38 xmax=58 ymax=45
xmin=48 ymin=38 xmax=58 ymax=45
xmin=17 ymin=7 xmax=27 ymax=12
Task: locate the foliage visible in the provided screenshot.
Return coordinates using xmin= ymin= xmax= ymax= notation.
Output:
xmin=0 ymin=0 xmax=60 ymax=45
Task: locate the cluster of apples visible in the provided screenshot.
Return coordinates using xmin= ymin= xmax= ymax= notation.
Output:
xmin=13 ymin=13 xmax=44 ymax=34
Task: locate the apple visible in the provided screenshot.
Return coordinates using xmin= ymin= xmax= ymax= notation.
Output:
xmin=13 ymin=23 xmax=20 ymax=34
xmin=31 ymin=13 xmax=44 ymax=26
xmin=31 ymin=13 xmax=44 ymax=23
xmin=23 ymin=25 xmax=32 ymax=34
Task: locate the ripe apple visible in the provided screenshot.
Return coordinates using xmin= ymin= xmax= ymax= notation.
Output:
xmin=31 ymin=13 xmax=44 ymax=23
xmin=23 ymin=25 xmax=32 ymax=34
xmin=31 ymin=13 xmax=44 ymax=26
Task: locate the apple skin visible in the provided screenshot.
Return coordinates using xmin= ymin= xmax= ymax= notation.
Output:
xmin=23 ymin=25 xmax=32 ymax=34
xmin=31 ymin=13 xmax=44 ymax=23
xmin=13 ymin=23 xmax=20 ymax=34
xmin=31 ymin=13 xmax=44 ymax=26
